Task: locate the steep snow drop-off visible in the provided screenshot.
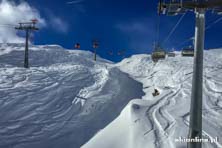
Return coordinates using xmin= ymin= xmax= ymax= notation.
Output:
xmin=83 ymin=51 xmax=222 ymax=148
xmin=0 ymin=44 xmax=144 ymax=148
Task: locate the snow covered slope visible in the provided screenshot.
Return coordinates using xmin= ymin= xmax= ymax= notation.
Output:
xmin=82 ymin=50 xmax=222 ymax=148
xmin=0 ymin=44 xmax=144 ymax=148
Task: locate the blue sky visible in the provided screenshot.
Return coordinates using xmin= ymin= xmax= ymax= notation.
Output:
xmin=15 ymin=0 xmax=222 ymax=61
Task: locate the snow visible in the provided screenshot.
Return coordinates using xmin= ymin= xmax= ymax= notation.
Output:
xmin=83 ymin=50 xmax=222 ymax=148
xmin=1 ymin=43 xmax=222 ymax=148
xmin=0 ymin=44 xmax=144 ymax=148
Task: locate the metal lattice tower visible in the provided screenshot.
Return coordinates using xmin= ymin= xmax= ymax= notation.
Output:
xmin=158 ymin=0 xmax=222 ymax=148
xmin=15 ymin=19 xmax=39 ymax=68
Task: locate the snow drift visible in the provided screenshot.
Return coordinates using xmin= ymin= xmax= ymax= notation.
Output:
xmin=0 ymin=44 xmax=144 ymax=148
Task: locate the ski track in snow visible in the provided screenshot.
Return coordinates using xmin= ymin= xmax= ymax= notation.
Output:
xmin=0 ymin=44 xmax=144 ymax=148
xmin=83 ymin=51 xmax=222 ymax=148
xmin=121 ymin=54 xmax=222 ymax=148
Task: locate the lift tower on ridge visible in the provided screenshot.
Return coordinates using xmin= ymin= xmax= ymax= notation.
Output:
xmin=158 ymin=0 xmax=222 ymax=148
xmin=15 ymin=19 xmax=39 ymax=68
xmin=92 ymin=40 xmax=99 ymax=61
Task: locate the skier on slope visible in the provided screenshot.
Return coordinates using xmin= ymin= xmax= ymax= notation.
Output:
xmin=152 ymin=88 xmax=160 ymax=97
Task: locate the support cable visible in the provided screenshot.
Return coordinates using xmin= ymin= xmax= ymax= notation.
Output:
xmin=163 ymin=13 xmax=186 ymax=45
xmin=176 ymin=16 xmax=222 ymax=48
xmin=205 ymin=16 xmax=222 ymax=30
xmin=154 ymin=0 xmax=163 ymax=49
xmin=155 ymin=14 xmax=161 ymax=48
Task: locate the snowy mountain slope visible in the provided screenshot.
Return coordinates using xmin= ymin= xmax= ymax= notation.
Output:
xmin=0 ymin=43 xmax=111 ymax=67
xmin=82 ymin=50 xmax=222 ymax=148
xmin=0 ymin=44 xmax=144 ymax=148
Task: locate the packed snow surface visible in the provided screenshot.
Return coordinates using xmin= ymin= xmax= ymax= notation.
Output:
xmin=1 ymin=44 xmax=222 ymax=148
xmin=83 ymin=51 xmax=222 ymax=148
xmin=0 ymin=44 xmax=144 ymax=148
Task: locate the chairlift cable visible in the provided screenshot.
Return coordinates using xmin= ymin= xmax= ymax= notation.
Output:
xmin=155 ymin=14 xmax=161 ymax=47
xmin=163 ymin=13 xmax=186 ymax=45
xmin=176 ymin=16 xmax=222 ymax=48
xmin=154 ymin=0 xmax=162 ymax=49
xmin=205 ymin=16 xmax=222 ymax=30
xmin=176 ymin=37 xmax=193 ymax=48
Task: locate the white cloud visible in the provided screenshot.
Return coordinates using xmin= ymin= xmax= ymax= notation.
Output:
xmin=48 ymin=13 xmax=69 ymax=33
xmin=0 ymin=0 xmax=45 ymax=43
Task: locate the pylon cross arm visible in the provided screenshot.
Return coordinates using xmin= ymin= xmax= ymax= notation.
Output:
xmin=159 ymin=0 xmax=222 ymax=15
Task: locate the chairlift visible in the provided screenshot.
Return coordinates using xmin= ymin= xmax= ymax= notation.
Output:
xmin=75 ymin=43 xmax=80 ymax=49
xmin=167 ymin=3 xmax=179 ymax=16
xmin=159 ymin=0 xmax=168 ymax=14
xmin=92 ymin=40 xmax=99 ymax=49
xmin=168 ymin=51 xmax=176 ymax=57
xmin=167 ymin=48 xmax=176 ymax=57
xmin=117 ymin=51 xmax=122 ymax=56
xmin=152 ymin=45 xmax=166 ymax=62
xmin=108 ymin=51 xmax=113 ymax=56
xmin=117 ymin=50 xmax=125 ymax=56
xmin=159 ymin=0 xmax=185 ymax=16
xmin=181 ymin=46 xmax=194 ymax=57
xmin=167 ymin=3 xmax=185 ymax=16
xmin=158 ymin=0 xmax=166 ymax=14
xmin=154 ymin=1 xmax=166 ymax=62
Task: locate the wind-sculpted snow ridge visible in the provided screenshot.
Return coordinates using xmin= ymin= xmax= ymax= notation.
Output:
xmin=83 ymin=50 xmax=222 ymax=148
xmin=0 ymin=44 xmax=144 ymax=148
